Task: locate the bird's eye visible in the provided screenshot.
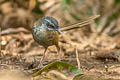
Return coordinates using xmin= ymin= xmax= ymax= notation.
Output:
xmin=49 ymin=25 xmax=54 ymax=28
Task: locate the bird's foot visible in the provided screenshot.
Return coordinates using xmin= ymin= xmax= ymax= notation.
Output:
xmin=37 ymin=57 xmax=44 ymax=68
xmin=38 ymin=62 xmax=44 ymax=68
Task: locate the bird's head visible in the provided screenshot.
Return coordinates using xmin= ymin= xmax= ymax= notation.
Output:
xmin=40 ymin=16 xmax=62 ymax=34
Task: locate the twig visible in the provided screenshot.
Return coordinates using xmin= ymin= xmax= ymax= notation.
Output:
xmin=75 ymin=47 xmax=80 ymax=69
xmin=92 ymin=50 xmax=120 ymax=61
xmin=22 ymin=39 xmax=34 ymax=51
xmin=103 ymin=20 xmax=116 ymax=34
xmin=0 ymin=28 xmax=29 ymax=36
xmin=0 ymin=28 xmax=1 ymax=53
xmin=97 ymin=3 xmax=120 ymax=33
xmin=97 ymin=16 xmax=108 ymax=33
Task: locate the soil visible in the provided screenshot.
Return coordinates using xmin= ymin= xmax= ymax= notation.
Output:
xmin=1 ymin=33 xmax=120 ymax=80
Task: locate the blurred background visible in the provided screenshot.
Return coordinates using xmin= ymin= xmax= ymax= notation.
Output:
xmin=0 ymin=0 xmax=120 ymax=34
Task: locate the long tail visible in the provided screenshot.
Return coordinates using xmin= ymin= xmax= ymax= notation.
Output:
xmin=61 ymin=15 xmax=100 ymax=31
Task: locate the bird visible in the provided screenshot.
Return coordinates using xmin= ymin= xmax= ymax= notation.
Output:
xmin=32 ymin=15 xmax=100 ymax=66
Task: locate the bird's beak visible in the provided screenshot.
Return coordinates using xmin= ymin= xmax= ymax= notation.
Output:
xmin=56 ymin=28 xmax=62 ymax=34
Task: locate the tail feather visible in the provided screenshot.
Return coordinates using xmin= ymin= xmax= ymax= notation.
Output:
xmin=61 ymin=15 xmax=100 ymax=31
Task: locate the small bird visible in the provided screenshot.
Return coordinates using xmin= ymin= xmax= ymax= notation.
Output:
xmin=32 ymin=15 xmax=100 ymax=66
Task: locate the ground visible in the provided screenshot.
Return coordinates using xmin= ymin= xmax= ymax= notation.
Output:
xmin=1 ymin=32 xmax=120 ymax=80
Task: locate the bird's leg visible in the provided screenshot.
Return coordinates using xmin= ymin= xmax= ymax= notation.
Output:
xmin=38 ymin=47 xmax=48 ymax=67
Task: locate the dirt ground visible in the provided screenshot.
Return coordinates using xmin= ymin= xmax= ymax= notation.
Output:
xmin=1 ymin=32 xmax=120 ymax=80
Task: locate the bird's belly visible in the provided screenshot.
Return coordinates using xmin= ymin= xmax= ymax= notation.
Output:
xmin=33 ymin=29 xmax=58 ymax=47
